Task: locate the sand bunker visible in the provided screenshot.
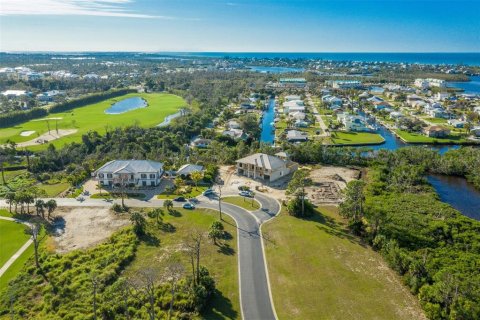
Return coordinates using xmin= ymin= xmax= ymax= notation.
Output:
xmin=20 ymin=130 xmax=35 ymax=137
xmin=16 ymin=129 xmax=77 ymax=147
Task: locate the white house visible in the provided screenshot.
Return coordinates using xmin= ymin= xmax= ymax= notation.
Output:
xmin=435 ymin=92 xmax=450 ymax=101
xmin=447 ymin=119 xmax=466 ymax=128
xmin=236 ymin=153 xmax=296 ymax=182
xmin=327 ymin=80 xmax=362 ymax=89
xmin=290 ymin=111 xmax=306 ymax=120
xmin=94 ymin=160 xmax=164 ymax=187
xmin=415 ymin=78 xmax=446 ymax=89
xmin=286 ymin=130 xmax=308 ymax=142
xmin=228 ymin=120 xmax=241 ymax=129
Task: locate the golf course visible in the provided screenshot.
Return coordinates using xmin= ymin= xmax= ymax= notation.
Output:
xmin=0 ymin=93 xmax=186 ymax=151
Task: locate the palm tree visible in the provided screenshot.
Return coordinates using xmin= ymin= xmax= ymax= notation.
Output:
xmin=130 ymin=211 xmax=146 ymax=235
xmin=163 ymin=200 xmax=174 ymax=213
xmin=45 ymin=199 xmax=57 ymax=220
xmin=35 ymin=199 xmax=45 ymax=218
xmin=24 ymin=193 xmax=35 ymax=214
xmin=5 ymin=192 xmax=15 ymax=213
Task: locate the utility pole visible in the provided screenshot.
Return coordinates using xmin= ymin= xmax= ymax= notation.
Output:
xmin=218 ymin=184 xmax=223 ymax=221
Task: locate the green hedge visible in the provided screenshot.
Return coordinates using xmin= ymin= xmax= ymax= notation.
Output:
xmin=49 ymin=89 xmax=136 ymax=113
xmin=0 ymin=108 xmax=48 ymax=128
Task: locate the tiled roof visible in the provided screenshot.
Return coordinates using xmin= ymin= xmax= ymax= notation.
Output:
xmin=96 ymin=160 xmax=163 ymax=174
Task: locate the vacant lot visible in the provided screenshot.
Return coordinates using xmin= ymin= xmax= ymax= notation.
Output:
xmin=0 ymin=93 xmax=186 ymax=150
xmin=331 ymin=131 xmax=385 ymax=145
xmin=0 ymin=219 xmax=29 ymax=267
xmin=124 ymin=208 xmax=240 ymax=320
xmin=263 ymin=206 xmax=426 ymax=320
xmin=396 ymin=130 xmax=470 ymax=144
xmin=52 ymin=207 xmax=130 ymax=253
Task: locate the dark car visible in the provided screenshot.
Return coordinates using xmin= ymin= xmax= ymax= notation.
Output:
xmin=173 ymin=196 xmax=186 ymax=202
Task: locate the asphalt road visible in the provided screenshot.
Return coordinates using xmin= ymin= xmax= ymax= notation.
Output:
xmin=0 ymin=192 xmax=280 ymax=320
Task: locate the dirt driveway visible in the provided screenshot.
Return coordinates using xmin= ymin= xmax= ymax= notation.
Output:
xmin=52 ymin=207 xmax=129 ymax=253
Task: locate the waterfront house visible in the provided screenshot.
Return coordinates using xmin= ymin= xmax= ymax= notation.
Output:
xmin=94 ymin=160 xmax=164 ymax=187
xmin=424 ymin=126 xmax=451 ymax=138
xmin=286 ymin=130 xmax=308 ymax=142
xmin=222 ymin=129 xmax=247 ymax=140
xmin=236 ymin=153 xmax=296 ymax=182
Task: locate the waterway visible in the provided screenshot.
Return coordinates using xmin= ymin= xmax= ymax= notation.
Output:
xmin=248 ymin=66 xmax=305 ymax=74
xmin=105 ymin=97 xmax=147 ymax=114
xmin=260 ymin=98 xmax=276 ymax=144
xmin=447 ymin=75 xmax=480 ymax=95
xmin=427 ymin=175 xmax=480 ymax=221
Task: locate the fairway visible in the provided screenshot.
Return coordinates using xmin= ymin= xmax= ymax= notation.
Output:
xmin=263 ymin=206 xmax=426 ymax=320
xmin=0 ymin=93 xmax=186 ymax=150
xmin=0 ymin=219 xmax=30 ymax=267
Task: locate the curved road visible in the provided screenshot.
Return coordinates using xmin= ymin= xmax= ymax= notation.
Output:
xmin=0 ymin=192 xmax=280 ymax=320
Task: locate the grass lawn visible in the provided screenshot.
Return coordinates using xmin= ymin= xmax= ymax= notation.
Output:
xmin=90 ymin=192 xmax=146 ymax=199
xmin=0 ymin=219 xmax=30 ymax=267
xmin=222 ymin=196 xmax=260 ymax=211
xmin=426 ymin=117 xmax=448 ymax=124
xmin=263 ymin=207 xmax=426 ymax=320
xmin=0 ymin=209 xmax=12 ymax=217
xmin=0 ymin=93 xmax=186 ymax=151
xmin=124 ymin=208 xmax=240 ymax=320
xmin=331 ymin=131 xmax=384 ymax=145
xmin=396 ymin=130 xmax=470 ymax=144
xmin=36 ymin=182 xmax=70 ymax=197
xmin=157 ymin=186 xmax=208 ymax=199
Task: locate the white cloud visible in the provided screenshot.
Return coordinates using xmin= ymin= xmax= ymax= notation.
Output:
xmin=0 ymin=0 xmax=171 ymax=19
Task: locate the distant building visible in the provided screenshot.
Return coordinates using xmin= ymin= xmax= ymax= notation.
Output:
xmin=423 ymin=126 xmax=450 ymax=138
xmin=191 ymin=138 xmax=212 ymax=148
xmin=327 ymin=80 xmax=362 ymax=89
xmin=94 ymin=160 xmax=164 ymax=187
xmin=1 ymin=90 xmax=29 ymax=98
xmin=278 ymin=78 xmax=307 ymax=88
xmin=414 ymin=78 xmax=446 ymax=89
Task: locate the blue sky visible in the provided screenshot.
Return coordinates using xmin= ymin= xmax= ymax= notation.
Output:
xmin=1 ymin=0 xmax=479 ymax=52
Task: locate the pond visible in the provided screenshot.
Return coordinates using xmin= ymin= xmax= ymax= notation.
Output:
xmin=428 ymin=175 xmax=480 ymax=221
xmin=105 ymin=97 xmax=147 ymax=114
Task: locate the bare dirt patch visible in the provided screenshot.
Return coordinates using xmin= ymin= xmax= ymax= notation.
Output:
xmin=306 ymin=166 xmax=360 ymax=205
xmin=16 ymin=129 xmax=78 ymax=147
xmin=52 ymin=207 xmax=129 ymax=253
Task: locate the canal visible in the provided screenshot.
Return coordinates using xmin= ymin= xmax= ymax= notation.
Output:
xmin=260 ymin=98 xmax=276 ymax=144
xmin=428 ymin=175 xmax=480 ymax=221
xmin=259 ymin=106 xmax=478 ymax=220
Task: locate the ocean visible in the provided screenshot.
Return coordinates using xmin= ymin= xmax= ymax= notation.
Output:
xmin=169 ymin=52 xmax=480 ymax=66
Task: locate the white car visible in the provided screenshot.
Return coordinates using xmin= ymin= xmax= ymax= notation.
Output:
xmin=239 ymin=190 xmax=253 ymax=198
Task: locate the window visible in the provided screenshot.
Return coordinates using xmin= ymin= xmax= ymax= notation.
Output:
xmin=99 ymin=173 xmax=104 ymax=178
xmin=107 ymin=173 xmax=112 ymax=178
xmin=150 ymin=174 xmax=156 ymax=179
xmin=141 ymin=174 xmax=147 ymax=178
xmin=142 ymin=181 xmax=147 ymax=186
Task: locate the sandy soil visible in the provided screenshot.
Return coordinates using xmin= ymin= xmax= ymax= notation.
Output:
xmin=306 ymin=166 xmax=360 ymax=204
xmin=218 ymin=165 xmax=290 ymax=200
xmin=52 ymin=207 xmax=129 ymax=253
xmin=218 ymin=165 xmax=360 ymax=204
xmin=16 ymin=129 xmax=78 ymax=147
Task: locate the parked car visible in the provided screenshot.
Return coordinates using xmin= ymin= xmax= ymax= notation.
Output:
xmin=173 ymin=196 xmax=186 ymax=202
xmin=76 ymin=196 xmax=85 ymax=202
xmin=183 ymin=203 xmax=195 ymax=209
xmin=189 ymin=198 xmax=199 ymax=203
xmin=203 ymin=189 xmax=215 ymax=196
xmin=239 ymin=190 xmax=253 ymax=198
